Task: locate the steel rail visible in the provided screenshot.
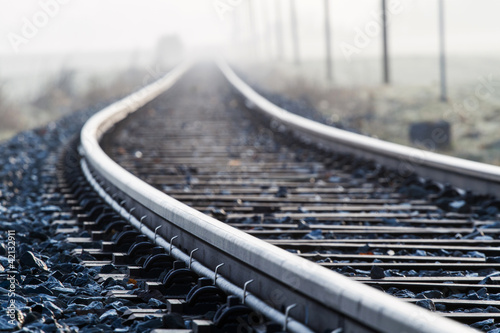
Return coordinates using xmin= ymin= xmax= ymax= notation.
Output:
xmin=217 ymin=60 xmax=500 ymax=196
xmin=80 ymin=158 xmax=308 ymax=333
xmin=80 ymin=61 xmax=476 ymax=332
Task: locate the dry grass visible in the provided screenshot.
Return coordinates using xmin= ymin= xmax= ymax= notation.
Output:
xmin=0 ymin=66 xmax=159 ymax=143
xmin=237 ymin=62 xmax=500 ymax=166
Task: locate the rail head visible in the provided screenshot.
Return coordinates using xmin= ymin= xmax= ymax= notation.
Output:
xmin=80 ymin=60 xmax=478 ymax=333
xmin=217 ymin=60 xmax=500 ymax=195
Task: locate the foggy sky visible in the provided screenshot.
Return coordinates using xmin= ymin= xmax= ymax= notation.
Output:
xmin=1 ymin=0 xmax=500 ymax=58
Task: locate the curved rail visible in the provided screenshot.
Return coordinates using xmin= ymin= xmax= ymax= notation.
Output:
xmin=80 ymin=61 xmax=477 ymax=333
xmin=218 ymin=60 xmax=500 ymax=196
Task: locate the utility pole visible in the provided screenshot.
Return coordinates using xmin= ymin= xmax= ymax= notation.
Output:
xmin=438 ymin=0 xmax=448 ymax=102
xmin=381 ymin=0 xmax=390 ymax=84
xmin=248 ymin=1 xmax=257 ymax=60
xmin=231 ymin=8 xmax=239 ymax=60
xmin=290 ymin=0 xmax=300 ymax=65
xmin=262 ymin=0 xmax=272 ymax=60
xmin=275 ymin=0 xmax=284 ymax=60
xmin=324 ymin=0 xmax=332 ymax=82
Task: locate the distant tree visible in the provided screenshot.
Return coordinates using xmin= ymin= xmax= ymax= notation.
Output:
xmin=84 ymin=67 xmax=145 ymax=105
xmin=0 ymin=81 xmax=23 ymax=134
xmin=31 ymin=68 xmax=76 ymax=114
xmin=1 ymin=61 xmax=164 ymax=142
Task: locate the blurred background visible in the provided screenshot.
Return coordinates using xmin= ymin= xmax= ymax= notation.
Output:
xmin=1 ymin=0 xmax=500 ymax=163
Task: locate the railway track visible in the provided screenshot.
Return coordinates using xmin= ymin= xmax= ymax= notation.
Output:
xmin=52 ymin=60 xmax=500 ymax=332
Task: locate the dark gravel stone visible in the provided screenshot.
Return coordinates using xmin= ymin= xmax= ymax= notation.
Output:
xmin=471 ymin=319 xmax=495 ymax=329
xmin=487 ymin=257 xmax=500 ymax=263
xmin=415 ymin=299 xmax=436 ymax=311
xmin=303 ymin=229 xmax=323 ymax=240
xmin=23 ymin=311 xmax=42 ymax=325
xmin=487 ymin=306 xmax=500 ymax=313
xmin=42 ymin=276 xmax=65 ymax=289
xmin=79 ymin=251 xmax=97 ymax=261
xmin=394 ymin=289 xmax=416 ymax=298
xmin=99 ymin=309 xmax=118 ymax=322
xmin=0 ymin=315 xmax=19 ymax=330
xmin=23 ymin=275 xmax=45 ymax=285
xmin=296 ymin=219 xmax=311 ymax=230
xmin=275 ymin=186 xmax=288 ymax=198
xmin=370 ymin=266 xmax=385 ymax=279
xmin=70 ymin=296 xmax=105 ymax=306
xmin=415 ymin=290 xmax=443 ymax=299
xmin=163 ymin=313 xmax=186 ymax=328
xmin=435 ymin=303 xmax=446 ymax=311
xmin=406 ymin=270 xmax=418 ymax=277
xmin=136 ymin=289 xmax=165 ymax=303
xmin=23 ymin=285 xmax=54 ymax=296
xmin=53 ymin=263 xmax=84 ymax=273
xmin=467 ymin=251 xmax=486 ymax=258
xmin=111 ymin=318 xmax=126 ymax=330
xmin=479 ymin=277 xmax=494 ymax=286
xmin=148 ymin=297 xmax=165 ymax=308
xmin=414 ymin=249 xmax=427 ymax=256
xmin=466 ymin=291 xmax=481 ymax=300
xmin=28 ymin=230 xmax=49 ymax=241
xmin=382 ymin=218 xmax=398 ymax=226
xmin=481 ymin=222 xmax=500 ymax=229
xmin=61 ymin=314 xmax=97 ymax=327
xmin=466 ymin=307 xmax=483 ymax=313
xmin=477 ymin=287 xmax=489 ymax=298
xmin=33 ymin=303 xmax=56 ymax=318
xmin=40 ymin=205 xmax=61 ymax=213
xmin=20 ymin=251 xmax=48 ymax=271
xmin=74 ymin=273 xmax=91 ymax=287
xmin=52 ymin=287 xmax=76 ymax=295
xmin=84 ymin=301 xmax=104 ymax=311
xmin=100 ymin=264 xmax=118 ymax=274
xmin=44 ymin=301 xmax=63 ymax=318
xmin=49 ymin=270 xmax=64 ymax=280
xmin=399 ymin=184 xmax=428 ymax=199
xmin=134 ymin=317 xmax=163 ymax=331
